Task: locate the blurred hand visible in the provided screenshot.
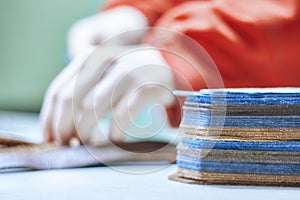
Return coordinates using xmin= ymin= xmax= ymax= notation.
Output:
xmin=67 ymin=6 xmax=149 ymax=58
xmin=40 ymin=46 xmax=175 ymax=145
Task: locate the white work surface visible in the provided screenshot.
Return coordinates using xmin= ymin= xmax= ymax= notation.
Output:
xmin=1 ymin=165 xmax=300 ymax=200
xmin=0 ymin=112 xmax=300 ymax=200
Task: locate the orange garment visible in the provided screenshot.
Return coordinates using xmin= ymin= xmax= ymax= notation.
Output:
xmin=104 ymin=0 xmax=300 ymax=126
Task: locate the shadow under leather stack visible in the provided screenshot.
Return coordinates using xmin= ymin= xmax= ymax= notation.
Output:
xmin=170 ymin=88 xmax=300 ymax=187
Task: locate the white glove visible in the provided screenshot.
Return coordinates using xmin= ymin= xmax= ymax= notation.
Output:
xmin=40 ymin=46 xmax=175 ymax=145
xmin=67 ymin=6 xmax=149 ymax=58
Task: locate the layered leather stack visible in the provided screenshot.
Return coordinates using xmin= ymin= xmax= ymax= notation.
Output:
xmin=170 ymin=88 xmax=300 ymax=187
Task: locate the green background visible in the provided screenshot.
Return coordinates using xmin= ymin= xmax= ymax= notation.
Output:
xmin=0 ymin=0 xmax=104 ymax=112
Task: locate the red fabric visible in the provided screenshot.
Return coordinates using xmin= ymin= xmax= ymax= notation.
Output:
xmin=104 ymin=0 xmax=300 ymax=126
xmin=103 ymin=0 xmax=189 ymax=26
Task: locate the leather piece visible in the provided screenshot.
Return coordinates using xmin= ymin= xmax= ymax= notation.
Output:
xmin=169 ymin=170 xmax=300 ymax=187
xmin=181 ymin=115 xmax=300 ymax=128
xmin=183 ymin=103 xmax=300 ymax=116
xmin=180 ymin=138 xmax=300 ymax=152
xmin=185 ymin=88 xmax=300 ymax=105
xmin=177 ymin=147 xmax=300 ymax=164
xmin=176 ymin=157 xmax=300 ymax=175
xmin=0 ymin=142 xmax=176 ymax=170
xmin=0 ymin=132 xmax=33 ymax=146
xmin=180 ymin=127 xmax=300 ymax=141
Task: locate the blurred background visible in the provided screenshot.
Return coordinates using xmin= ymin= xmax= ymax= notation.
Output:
xmin=0 ymin=0 xmax=104 ymax=112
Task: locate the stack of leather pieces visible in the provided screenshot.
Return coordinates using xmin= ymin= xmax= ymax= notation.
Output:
xmin=170 ymin=88 xmax=300 ymax=187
